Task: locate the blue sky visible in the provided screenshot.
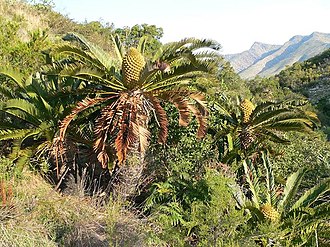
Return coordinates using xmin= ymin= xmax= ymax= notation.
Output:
xmin=52 ymin=0 xmax=330 ymax=54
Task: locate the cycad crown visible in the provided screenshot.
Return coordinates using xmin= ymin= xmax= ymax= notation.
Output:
xmin=260 ymin=203 xmax=280 ymax=222
xmin=122 ymin=47 xmax=145 ymax=84
xmin=240 ymin=99 xmax=255 ymax=123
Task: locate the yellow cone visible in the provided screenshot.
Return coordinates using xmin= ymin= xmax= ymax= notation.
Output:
xmin=122 ymin=48 xmax=145 ymax=85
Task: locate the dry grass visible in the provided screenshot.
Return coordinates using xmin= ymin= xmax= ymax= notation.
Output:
xmin=106 ymin=199 xmax=148 ymax=247
xmin=0 ymin=0 xmax=48 ymax=41
xmin=0 ymin=170 xmax=155 ymax=247
xmin=0 ymin=171 xmax=109 ymax=247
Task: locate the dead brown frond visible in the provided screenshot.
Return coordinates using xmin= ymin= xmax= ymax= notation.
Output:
xmin=147 ymin=95 xmax=168 ymax=144
xmin=94 ymin=92 xmax=152 ymax=168
xmin=59 ymin=97 xmax=110 ymax=142
xmin=187 ymin=103 xmax=208 ymax=139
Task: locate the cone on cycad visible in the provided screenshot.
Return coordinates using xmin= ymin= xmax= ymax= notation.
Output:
xmin=122 ymin=48 xmax=145 ymax=85
xmin=239 ymin=128 xmax=255 ymax=150
xmin=240 ymin=99 xmax=255 ymax=123
xmin=260 ymin=203 xmax=280 ymax=222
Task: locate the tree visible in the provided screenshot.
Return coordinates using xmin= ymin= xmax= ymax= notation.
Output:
xmin=114 ymin=24 xmax=163 ymax=57
xmin=210 ymin=96 xmax=319 ymax=164
xmin=47 ymin=33 xmax=222 ymax=173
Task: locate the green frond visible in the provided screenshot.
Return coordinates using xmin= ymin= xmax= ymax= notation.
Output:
xmin=262 ymin=153 xmax=276 ymax=206
xmin=143 ymin=75 xmax=200 ymax=92
xmin=186 ymin=38 xmax=221 ymax=51
xmin=258 ymin=129 xmax=290 ymax=144
xmin=243 ymin=159 xmax=261 ymax=208
xmin=0 ymin=128 xmax=37 ymax=141
xmin=39 ymin=95 xmax=53 ymax=113
xmin=309 ymin=203 xmax=330 ymax=221
xmin=110 ymin=34 xmax=124 ymax=62
xmin=62 ymin=32 xmax=115 ymax=70
xmin=159 ymin=38 xmax=220 ymax=63
xmin=265 ymin=109 xmax=315 ymax=124
xmin=2 ymin=109 xmax=39 ymax=126
xmin=244 ymin=203 xmax=265 ymax=222
xmin=59 ymin=66 xmax=125 ymax=91
xmin=137 ymin=35 xmax=151 ymax=55
xmin=291 ymin=178 xmax=330 ymax=210
xmin=142 ymin=62 xmax=212 ymax=92
xmin=0 ymin=67 xmax=24 ymax=88
xmin=252 ymin=108 xmax=298 ymax=126
xmin=41 ymin=57 xmax=78 ymax=75
xmin=250 ymin=100 xmax=307 ymax=121
xmin=22 ymin=122 xmax=53 ymax=143
xmin=4 ymin=98 xmax=40 ymax=119
xmin=27 ymin=77 xmax=56 ymax=98
xmin=51 ymin=44 xmax=106 ymax=70
xmin=278 ymin=168 xmax=307 ymax=211
xmin=11 ymin=147 xmax=33 ymax=174
xmin=264 ymin=121 xmax=313 ymax=132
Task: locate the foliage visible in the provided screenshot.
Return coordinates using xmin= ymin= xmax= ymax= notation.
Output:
xmin=0 ymin=1 xmax=330 ymax=246
xmin=48 ymin=33 xmax=222 ymax=169
xmin=0 ymin=171 xmax=109 ymax=247
xmin=144 ymin=167 xmax=251 ymax=246
xmin=0 ymin=68 xmax=85 ymax=175
xmin=209 ymin=96 xmax=319 ymax=165
xmin=210 ymin=61 xmax=251 ymax=98
xmin=247 ymin=75 xmax=302 ymax=102
xmin=236 ymin=153 xmax=330 ymax=246
xmin=0 ymin=16 xmax=50 ymax=74
xmin=276 ymin=48 xmax=330 ymax=91
xmin=114 ymin=23 xmax=163 ymax=58
xmin=271 ymin=131 xmax=330 ymax=188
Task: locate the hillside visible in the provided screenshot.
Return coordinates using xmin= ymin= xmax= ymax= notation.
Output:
xmin=0 ymin=1 xmax=330 ymax=247
xmin=226 ymin=32 xmax=330 ymax=79
xmin=276 ymin=48 xmax=330 ymax=136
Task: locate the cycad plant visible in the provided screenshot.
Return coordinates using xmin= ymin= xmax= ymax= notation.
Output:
xmin=0 ymin=68 xmax=84 ymax=176
xmin=47 ymin=33 xmax=222 ymax=170
xmin=235 ymin=153 xmax=330 ymax=246
xmin=210 ymin=96 xmax=319 ymax=163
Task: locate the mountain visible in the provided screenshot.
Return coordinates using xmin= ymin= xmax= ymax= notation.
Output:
xmin=224 ymin=42 xmax=281 ymax=73
xmin=225 ymin=32 xmax=330 ymax=79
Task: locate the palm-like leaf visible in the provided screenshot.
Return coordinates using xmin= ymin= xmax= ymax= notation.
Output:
xmin=291 ymin=178 xmax=330 ymax=210
xmin=0 ymin=68 xmax=81 ymax=172
xmin=211 ymin=98 xmax=319 ymax=159
xmin=278 ymin=168 xmax=307 ymax=211
xmin=50 ymin=33 xmax=222 ymax=169
xmin=243 ymin=159 xmax=261 ymax=208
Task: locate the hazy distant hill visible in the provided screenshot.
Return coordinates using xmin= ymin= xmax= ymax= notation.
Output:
xmin=225 ymin=32 xmax=330 ymax=79
xmin=224 ymin=42 xmax=280 ymax=73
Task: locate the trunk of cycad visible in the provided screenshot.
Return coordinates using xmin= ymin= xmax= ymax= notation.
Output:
xmin=111 ymin=154 xmax=147 ymax=201
xmin=111 ymin=96 xmax=151 ymax=201
xmin=111 ymin=132 xmax=149 ymax=201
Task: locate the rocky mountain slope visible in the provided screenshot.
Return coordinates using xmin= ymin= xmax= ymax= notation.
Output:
xmin=225 ymin=32 xmax=330 ymax=79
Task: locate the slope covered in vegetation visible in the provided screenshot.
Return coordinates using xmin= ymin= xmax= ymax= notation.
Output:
xmin=0 ymin=1 xmax=329 ymax=247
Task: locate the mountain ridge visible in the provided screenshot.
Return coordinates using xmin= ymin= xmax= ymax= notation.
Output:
xmin=225 ymin=32 xmax=330 ymax=79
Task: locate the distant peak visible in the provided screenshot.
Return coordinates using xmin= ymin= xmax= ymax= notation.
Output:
xmin=251 ymin=42 xmax=265 ymax=49
xmin=289 ymin=35 xmax=303 ymax=42
xmin=289 ymin=32 xmax=330 ymax=42
xmin=249 ymin=42 xmax=280 ymax=53
xmin=309 ymin=31 xmax=329 ymax=38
